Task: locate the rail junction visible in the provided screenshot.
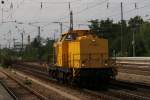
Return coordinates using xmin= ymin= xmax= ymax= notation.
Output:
xmin=8 ymin=61 xmax=150 ymax=100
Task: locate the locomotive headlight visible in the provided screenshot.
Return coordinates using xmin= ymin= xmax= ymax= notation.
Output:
xmin=105 ymin=63 xmax=108 ymax=66
xmin=82 ymin=63 xmax=85 ymax=67
xmin=104 ymin=60 xmax=108 ymax=66
xmin=81 ymin=61 xmax=86 ymax=67
xmin=92 ymin=39 xmax=96 ymax=42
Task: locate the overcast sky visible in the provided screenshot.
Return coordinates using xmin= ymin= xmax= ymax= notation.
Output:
xmin=0 ymin=0 xmax=150 ymax=47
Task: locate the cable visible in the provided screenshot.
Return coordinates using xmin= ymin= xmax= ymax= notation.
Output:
xmin=57 ymin=0 xmax=108 ymax=21
xmin=13 ymin=0 xmax=81 ymax=5
xmin=98 ymin=3 xmax=150 ymax=20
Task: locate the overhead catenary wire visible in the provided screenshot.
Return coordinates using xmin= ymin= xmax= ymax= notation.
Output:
xmin=57 ymin=0 xmax=108 ymax=22
xmin=1 ymin=0 xmax=150 ymax=47
xmin=4 ymin=0 xmax=149 ymax=25
xmin=58 ymin=0 xmax=149 ymax=22
xmin=3 ymin=0 xmax=150 ymax=21
xmin=98 ymin=2 xmax=150 ymax=21
xmin=33 ymin=1 xmax=105 ymax=27
xmin=1 ymin=1 xmax=150 ymax=27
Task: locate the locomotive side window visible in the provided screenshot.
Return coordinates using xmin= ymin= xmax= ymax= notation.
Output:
xmin=66 ymin=34 xmax=73 ymax=40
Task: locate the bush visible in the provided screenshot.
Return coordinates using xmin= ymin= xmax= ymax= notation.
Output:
xmin=1 ymin=57 xmax=13 ymax=68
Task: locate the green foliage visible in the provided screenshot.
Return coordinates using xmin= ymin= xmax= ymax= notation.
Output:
xmin=136 ymin=22 xmax=150 ymax=56
xmin=89 ymin=18 xmax=123 ymax=56
xmin=89 ymin=16 xmax=150 ymax=57
xmin=31 ymin=37 xmax=41 ymax=48
xmin=0 ymin=48 xmax=16 ymax=68
xmin=24 ymin=77 xmax=32 ymax=86
xmin=22 ymin=37 xmax=54 ymax=62
xmin=128 ymin=16 xmax=143 ymax=29
xmin=0 ymin=36 xmax=54 ymax=63
xmin=1 ymin=15 xmax=149 ymax=63
xmin=24 ymin=80 xmax=32 ymax=85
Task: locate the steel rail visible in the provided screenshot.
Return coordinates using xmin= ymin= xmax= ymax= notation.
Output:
xmin=13 ymin=64 xmax=121 ymax=100
xmin=13 ymin=63 xmax=150 ymax=100
xmin=0 ymin=80 xmax=18 ymax=100
xmin=108 ymin=89 xmax=150 ymax=100
xmin=0 ymin=70 xmax=48 ymax=100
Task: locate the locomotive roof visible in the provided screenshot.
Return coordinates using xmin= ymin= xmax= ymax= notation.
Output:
xmin=62 ymin=30 xmax=90 ymax=35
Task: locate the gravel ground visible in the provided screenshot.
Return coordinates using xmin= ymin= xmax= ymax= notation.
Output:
xmin=118 ymin=68 xmax=150 ymax=76
xmin=0 ymin=72 xmax=14 ymax=100
xmin=8 ymin=70 xmax=78 ymax=100
xmin=0 ymin=68 xmax=42 ymax=100
xmin=4 ymin=68 xmax=105 ymax=100
xmin=0 ymin=71 xmax=7 ymax=79
xmin=116 ymin=72 xmax=150 ymax=84
xmin=23 ymin=61 xmax=150 ymax=84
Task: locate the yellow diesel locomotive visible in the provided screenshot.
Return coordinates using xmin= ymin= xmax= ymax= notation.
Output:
xmin=48 ymin=30 xmax=117 ymax=85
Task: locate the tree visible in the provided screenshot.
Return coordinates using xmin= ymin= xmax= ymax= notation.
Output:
xmin=89 ymin=16 xmax=150 ymax=56
xmin=89 ymin=18 xmax=123 ymax=56
xmin=23 ymin=36 xmax=55 ymax=61
xmin=136 ymin=22 xmax=150 ymax=56
xmin=128 ymin=16 xmax=143 ymax=32
xmin=31 ymin=37 xmax=42 ymax=48
xmin=89 ymin=19 xmax=101 ymax=36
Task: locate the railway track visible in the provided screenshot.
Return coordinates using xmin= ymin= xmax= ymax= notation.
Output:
xmin=84 ymin=80 xmax=150 ymax=100
xmin=21 ymin=61 xmax=150 ymax=76
xmin=0 ymin=80 xmax=18 ymax=100
xmin=12 ymin=64 xmax=117 ymax=100
xmin=112 ymin=58 xmax=150 ymax=76
xmin=108 ymin=81 xmax=150 ymax=100
xmin=115 ymin=57 xmax=150 ymax=69
xmin=0 ymin=70 xmax=48 ymax=100
xmin=12 ymin=63 xmax=150 ymax=100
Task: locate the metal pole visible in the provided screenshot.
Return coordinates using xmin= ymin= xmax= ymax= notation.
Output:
xmin=70 ymin=11 xmax=73 ymax=32
xmin=0 ymin=44 xmax=1 ymax=57
xmin=53 ymin=32 xmax=55 ymax=64
xmin=132 ymin=30 xmax=135 ymax=57
xmin=60 ymin=22 xmax=63 ymax=34
xmin=27 ymin=35 xmax=30 ymax=45
xmin=8 ymin=30 xmax=12 ymax=49
xmin=38 ymin=26 xmax=41 ymax=40
xmin=38 ymin=26 xmax=41 ymax=61
xmin=21 ymin=31 xmax=24 ymax=60
xmin=2 ymin=7 xmax=3 ymax=23
xmin=69 ymin=2 xmax=73 ymax=33
xmin=13 ymin=38 xmax=16 ymax=49
xmin=21 ymin=32 xmax=24 ymax=56
xmin=21 ymin=32 xmax=23 ymax=50
xmin=120 ymin=2 xmax=123 ymax=56
xmin=1 ymin=0 xmax=4 ymax=23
